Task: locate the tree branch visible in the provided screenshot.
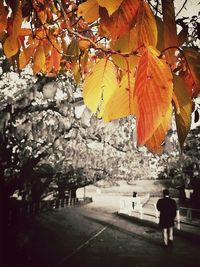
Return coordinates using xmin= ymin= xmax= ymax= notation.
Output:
xmin=57 ymin=0 xmax=140 ymax=58
xmin=176 ymin=0 xmax=188 ymax=18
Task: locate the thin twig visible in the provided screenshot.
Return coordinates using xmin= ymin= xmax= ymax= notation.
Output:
xmin=57 ymin=0 xmax=140 ymax=57
xmin=176 ymin=0 xmax=188 ymax=18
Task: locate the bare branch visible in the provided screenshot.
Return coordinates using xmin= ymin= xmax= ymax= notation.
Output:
xmin=176 ymin=0 xmax=188 ymax=18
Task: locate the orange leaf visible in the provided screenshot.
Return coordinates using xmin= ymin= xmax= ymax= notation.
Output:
xmin=18 ymin=28 xmax=32 ymax=36
xmin=97 ymin=0 xmax=124 ymax=16
xmin=3 ymin=36 xmax=19 ymax=58
xmin=146 ymin=104 xmax=172 ymax=154
xmin=161 ymin=0 xmax=177 ymax=65
xmin=134 ymin=46 xmax=173 ymax=145
xmin=136 ymin=2 xmax=157 ymax=48
xmin=103 ymin=72 xmax=135 ymax=122
xmin=100 ymin=0 xmax=141 ymax=41
xmin=51 ymin=47 xmax=61 ymax=72
xmin=173 ymin=75 xmax=192 ymax=150
xmin=19 ymin=45 xmax=36 ymax=69
xmin=37 ymin=10 xmax=47 ymax=24
xmin=12 ymin=2 xmax=23 ymax=39
xmin=155 ymin=16 xmax=164 ymax=51
xmin=0 ymin=1 xmax=7 ymax=32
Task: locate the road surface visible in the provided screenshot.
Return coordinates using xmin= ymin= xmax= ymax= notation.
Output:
xmin=5 ymin=202 xmax=200 ymax=267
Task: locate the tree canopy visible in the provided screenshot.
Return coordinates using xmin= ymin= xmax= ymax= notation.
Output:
xmin=0 ymin=0 xmax=200 ymax=154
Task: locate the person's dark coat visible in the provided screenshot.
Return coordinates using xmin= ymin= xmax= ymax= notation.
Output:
xmin=157 ymin=197 xmax=177 ymax=228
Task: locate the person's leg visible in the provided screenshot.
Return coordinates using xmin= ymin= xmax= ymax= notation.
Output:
xmin=168 ymin=227 xmax=173 ymax=242
xmin=163 ymin=228 xmax=168 ymax=246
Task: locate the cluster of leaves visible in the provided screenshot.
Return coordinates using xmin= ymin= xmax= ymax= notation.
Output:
xmin=0 ymin=0 xmax=200 ymax=154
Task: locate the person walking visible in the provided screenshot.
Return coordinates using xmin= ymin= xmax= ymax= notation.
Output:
xmin=156 ymin=189 xmax=177 ymax=247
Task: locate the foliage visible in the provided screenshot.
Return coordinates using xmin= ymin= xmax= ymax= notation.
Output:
xmin=0 ymin=0 xmax=200 ymax=154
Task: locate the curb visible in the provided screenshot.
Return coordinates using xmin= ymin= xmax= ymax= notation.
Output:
xmin=117 ymin=212 xmax=200 ymax=243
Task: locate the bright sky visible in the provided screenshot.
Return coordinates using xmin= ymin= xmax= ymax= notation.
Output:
xmin=175 ymin=0 xmax=200 ymax=17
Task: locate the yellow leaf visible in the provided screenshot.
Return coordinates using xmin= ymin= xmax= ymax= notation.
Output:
xmin=33 ymin=45 xmax=46 ymax=74
xmin=78 ymin=0 xmax=99 ymax=23
xmin=96 ymin=0 xmax=123 ymax=16
xmin=61 ymin=37 xmax=68 ymax=55
xmin=103 ymin=72 xmax=135 ymax=122
xmin=83 ymin=58 xmax=118 ymax=117
xmin=161 ymin=0 xmax=177 ymax=64
xmin=173 ymin=74 xmax=192 ymax=150
xmin=134 ymin=46 xmax=173 ymax=145
xmin=146 ymin=104 xmax=172 ymax=154
xmin=3 ymin=36 xmax=19 ymax=58
xmin=111 ymin=29 xmax=139 ymax=71
xmin=136 ymin=2 xmax=157 ymax=48
xmin=73 ymin=63 xmax=81 ymax=84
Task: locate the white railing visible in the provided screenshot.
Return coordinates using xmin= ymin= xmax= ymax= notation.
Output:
xmin=119 ymin=193 xmax=150 ymax=218
xmin=119 ymin=199 xmax=200 ymax=230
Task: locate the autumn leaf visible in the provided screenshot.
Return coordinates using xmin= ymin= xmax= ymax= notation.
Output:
xmin=61 ymin=37 xmax=68 ymax=55
xmin=18 ymin=28 xmax=32 ymax=36
xmin=161 ymin=0 xmax=177 ymax=65
xmin=83 ymin=58 xmax=118 ymax=118
xmin=19 ymin=45 xmax=36 ymax=69
xmin=0 ymin=1 xmax=7 ymax=32
xmin=66 ymin=38 xmax=81 ymax=64
xmin=183 ymin=47 xmax=200 ymax=96
xmin=111 ymin=29 xmax=139 ymax=71
xmin=155 ymin=16 xmax=164 ymax=51
xmin=12 ymin=2 xmax=23 ymax=39
xmin=3 ymin=2 xmax=23 ymax=58
xmin=177 ymin=24 xmax=188 ymax=47
xmin=33 ymin=45 xmax=46 ymax=74
xmin=43 ymin=41 xmax=52 ymax=56
xmin=96 ymin=0 xmax=124 ymax=16
xmin=134 ymin=46 xmax=173 ymax=145
xmin=78 ymin=0 xmax=99 ymax=23
xmin=3 ymin=36 xmax=19 ymax=58
xmin=73 ymin=63 xmax=81 ymax=84
xmin=136 ymin=2 xmax=157 ymax=48
xmin=103 ymin=72 xmax=135 ymax=122
xmin=173 ymin=75 xmax=192 ymax=150
xmin=51 ymin=47 xmax=61 ymax=72
xmin=100 ymin=0 xmax=141 ymax=41
xmin=146 ymin=104 xmax=172 ymax=154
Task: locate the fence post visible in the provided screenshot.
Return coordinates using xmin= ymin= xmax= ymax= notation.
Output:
xmin=177 ymin=210 xmax=180 ymax=230
xmin=187 ymin=208 xmax=192 ymax=221
xmin=154 ymin=204 xmax=159 ymax=224
xmin=139 ymin=205 xmax=143 ymax=219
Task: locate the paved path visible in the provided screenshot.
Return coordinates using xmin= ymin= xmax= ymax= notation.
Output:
xmin=5 ymin=198 xmax=200 ymax=267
